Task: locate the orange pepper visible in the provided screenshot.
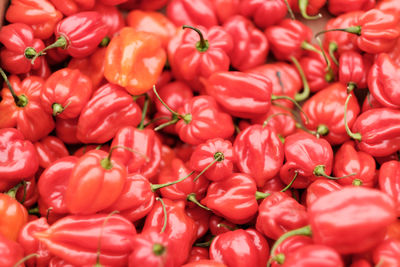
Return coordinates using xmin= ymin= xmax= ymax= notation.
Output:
xmin=104 ymin=27 xmax=166 ymax=95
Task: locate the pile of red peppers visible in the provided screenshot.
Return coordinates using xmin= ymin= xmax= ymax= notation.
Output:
xmin=1 ymin=0 xmax=400 ymax=266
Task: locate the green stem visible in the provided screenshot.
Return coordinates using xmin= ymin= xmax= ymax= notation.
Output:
xmin=347 ymin=82 xmax=356 ymax=94
xmin=182 ymin=25 xmax=209 ymax=52
xmin=300 ymin=41 xmax=322 ymax=56
xmin=156 ymin=197 xmax=168 ymax=233
xmin=255 ymin=191 xmax=270 ymax=200
xmin=315 ymin=37 xmax=332 ymax=73
xmin=313 ymin=165 xmax=356 ymax=180
xmin=0 ymin=68 xmax=27 ymax=107
xmin=316 ymin=124 xmax=329 ymax=136
xmin=281 ymin=171 xmax=298 ymax=192
xmin=154 ymin=117 xmax=179 ymax=131
xmin=13 ymin=253 xmax=39 ymax=267
xmin=24 ymin=47 xmax=37 ymax=59
xmin=187 ymin=193 xmax=211 ymax=211
xmin=152 ymin=243 xmax=166 ymax=256
xmin=291 ymin=57 xmax=310 ymax=102
xmin=28 ymin=206 xmax=40 ymax=215
xmin=99 ymin=36 xmax=110 ymax=47
xmin=283 ymin=0 xmax=295 ymax=20
xmin=352 ymin=179 xmax=362 ymax=186
xmin=153 ymin=85 xmax=180 ymax=117
xmin=194 ymin=238 xmax=214 ymax=248
xmin=193 ymin=152 xmax=224 ymax=182
xmin=96 ymin=211 xmax=119 ymax=266
xmin=328 ymin=42 xmax=339 ymax=66
xmin=138 ymin=93 xmax=150 ymax=130
xmin=271 ymin=94 xmax=309 ymax=125
xmin=151 ymin=171 xmax=195 ymax=191
xmin=31 ymin=36 xmax=68 ymax=64
xmin=295 ymin=122 xmax=317 ymax=136
xmin=344 ymin=94 xmax=362 ymax=141
xmin=101 ymin=145 xmax=149 ymax=170
xmin=52 ymin=103 xmax=64 ymax=116
xmin=299 ymin=0 xmax=322 ymax=19
xmin=315 ymin=26 xmax=362 ymax=39
xmin=262 ymin=112 xmax=294 ymax=128
xmin=276 ymin=71 xmax=285 ymax=93
xmin=143 ymin=116 xmax=171 ymax=128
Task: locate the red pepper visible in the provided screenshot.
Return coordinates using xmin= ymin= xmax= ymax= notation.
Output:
xmin=0 ymin=233 xmax=25 ymax=267
xmin=251 ymin=106 xmax=297 ymax=138
xmin=256 ymin=192 xmax=308 ymax=240
xmin=247 ymin=62 xmax=302 ymax=108
xmin=361 ymin=92 xmax=384 ymax=112
xmin=333 ymin=141 xmax=376 ymax=187
xmin=68 ymin=47 xmax=106 ymax=90
xmin=35 ymin=214 xmax=136 ymax=266
xmin=281 ymin=245 xmax=344 ymax=267
xmin=0 ymin=74 xmax=55 ymax=142
xmin=240 ymin=0 xmax=291 ymax=29
xmin=233 ymin=125 xmax=284 ymax=187
xmin=142 ymin=199 xmax=197 ymax=266
xmin=348 ymin=107 xmax=400 ymax=157
xmin=38 ymin=156 xmax=78 ymax=215
xmin=258 ymin=176 xmax=300 ymax=199
xmin=0 ymin=23 xmax=44 ymax=75
xmin=222 ymin=15 xmax=268 ymax=71
xmin=209 ymin=229 xmax=269 ymax=267
xmin=190 ymin=138 xmax=234 ymax=182
xmin=186 ymin=206 xmax=211 ymax=239
xmin=65 ymin=149 xmax=127 ymax=214
xmin=94 ymin=3 xmax=125 ymax=40
xmin=34 ymin=136 xmax=69 ymax=169
xmin=368 ymin=53 xmax=400 ymax=109
xmin=305 ymin=179 xmax=342 ymax=207
xmin=209 ymin=215 xmax=237 ymax=236
xmin=55 ymin=118 xmax=79 ymax=145
xmin=50 ymin=0 xmax=94 ymax=16
xmin=211 ymin=0 xmax=240 ymax=24
xmin=270 ymin=236 xmax=313 ymax=267
xmin=291 ymin=0 xmax=326 ymax=19
xmin=23 ymin=57 xmax=52 ymax=80
xmin=379 ymin=160 xmax=400 ymax=217
xmin=264 ymin=19 xmax=313 ymax=61
xmin=187 ymin=247 xmax=209 ymax=263
xmin=76 ymin=83 xmax=142 ymax=144
xmin=201 ymin=173 xmax=260 ymax=224
xmin=339 ymin=51 xmax=372 ymax=91
xmin=119 ymin=0 xmax=168 ymax=10
xmin=183 ymin=260 xmax=228 ymax=267
xmin=328 ymin=0 xmax=375 ymax=15
xmin=377 ymin=0 xmax=400 ymax=16
xmin=73 ymin=144 xmax=110 ymax=157
xmin=128 ymin=230 xmax=175 ymax=267
xmin=126 ymin=10 xmax=177 ymax=48
xmin=103 ymin=173 xmax=154 ymax=222
xmin=18 ymin=218 xmax=51 ymax=267
xmin=166 ymin=0 xmax=218 ymax=28
xmin=373 ymin=238 xmax=400 ymax=267
xmin=301 ymin=83 xmax=360 ymax=145
xmin=0 ymin=128 xmax=39 ymax=185
xmin=169 ymin=25 xmax=232 ymax=87
xmin=279 ymin=132 xmax=334 ymax=188
xmin=42 ymin=68 xmax=93 ymax=119
xmin=16 ymin=176 xmax=39 ymax=209
xmin=0 ymin=189 xmax=28 ymax=241
xmin=5 ymin=0 xmax=63 ymax=39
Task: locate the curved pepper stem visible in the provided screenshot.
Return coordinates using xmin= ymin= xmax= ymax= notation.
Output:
xmin=255 ymin=191 xmax=270 ymax=200
xmin=315 ymin=37 xmax=334 ymax=75
xmin=95 ymin=211 xmax=119 ymax=267
xmin=283 ymin=0 xmax=296 ymax=20
xmin=352 ymin=179 xmax=363 ymax=186
xmin=317 ymin=124 xmax=329 ymax=136
xmin=182 ymin=25 xmax=209 ymax=52
xmin=156 ymin=197 xmax=168 ymax=233
xmin=328 ymin=42 xmax=339 ymax=66
xmin=298 ymin=0 xmax=322 ymax=20
xmin=138 ymin=93 xmax=150 ymax=130
xmin=347 ymin=82 xmax=357 ymax=94
xmin=270 ymin=94 xmax=309 ymax=125
xmin=315 ymin=26 xmax=362 ymax=39
xmin=99 ymin=36 xmax=110 ymax=47
xmin=344 ymin=94 xmax=362 ymax=141
xmin=194 ymin=238 xmax=214 ymax=248
xmin=31 ymin=36 xmax=68 ymax=64
xmin=13 ymin=253 xmax=39 ymax=267
xmin=151 ymin=171 xmax=195 ymax=191
xmin=291 ymin=57 xmax=311 ymax=102
xmin=281 ymin=171 xmax=298 ymax=192
xmin=187 ymin=193 xmax=211 ymax=211
xmin=313 ymin=165 xmax=356 ymax=180
xmin=0 ymin=68 xmax=28 ymax=107
xmin=24 ymin=47 xmax=37 ymax=59
xmin=101 ymin=145 xmax=149 ymax=170
xmin=268 ymin=225 xmax=312 ymax=267
xmin=6 ymin=181 xmax=25 ymax=199
xmin=300 ymin=41 xmax=323 ymax=56
xmin=262 ymin=112 xmax=294 ymax=128
xmin=193 ymin=152 xmax=224 ymax=182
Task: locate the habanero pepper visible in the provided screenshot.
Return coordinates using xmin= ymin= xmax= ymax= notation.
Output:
xmin=104 ymin=27 xmax=166 ymax=95
xmin=0 ymin=233 xmax=25 ymax=267
xmin=211 ymin=0 xmax=240 ymax=24
xmin=50 ymin=0 xmax=95 ymax=16
xmin=0 ymin=23 xmax=44 ymax=75
xmin=291 ymin=0 xmax=326 ymax=20
xmin=183 ymin=260 xmax=228 ymax=267
xmin=188 ymin=247 xmax=209 ymax=263
xmin=339 ymin=51 xmax=372 ymax=91
xmin=361 ymin=92 xmax=383 ymax=112
xmin=209 ymin=214 xmax=237 ymax=236
xmin=76 ymin=83 xmax=142 ymax=144
xmin=34 ymin=214 xmax=137 ymax=266
xmin=270 ymin=235 xmax=313 ymax=267
xmin=377 ymin=0 xmax=400 ymax=16
xmin=94 ymin=3 xmax=125 ymax=40
xmin=281 ymin=244 xmax=344 ymax=267
xmin=379 ymin=160 xmax=400 ymax=217
xmin=251 ymin=106 xmax=297 ymax=138
xmin=305 ymin=179 xmax=342 ymax=207
xmin=55 ymin=118 xmax=79 ymax=145
xmin=5 ymin=0 xmax=63 ymax=39
xmin=119 ymin=0 xmax=168 ymax=11
xmin=16 ymin=176 xmax=39 ymax=209
xmin=186 ymin=206 xmax=211 ymax=239
xmin=328 ymin=0 xmax=375 ymax=15
xmin=34 ymin=136 xmax=69 ymax=169
xmin=372 ymin=238 xmax=400 ymax=267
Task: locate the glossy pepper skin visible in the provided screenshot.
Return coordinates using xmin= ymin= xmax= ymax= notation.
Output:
xmin=205 ymin=72 xmax=272 ymax=118
xmin=175 ymin=96 xmax=235 ymax=145
xmin=372 ymin=238 xmax=400 ymax=267
xmin=111 ymin=127 xmax=161 ymax=180
xmin=270 ymin=236 xmax=313 ymax=267
xmin=35 ymin=214 xmax=137 ymax=266
xmin=211 ymin=0 xmax=240 ymax=23
xmin=38 ymin=156 xmax=78 ymax=215
xmin=328 ymin=0 xmax=375 ymax=15
xmin=234 ymin=125 xmax=284 ymax=187
xmin=76 ymin=83 xmax=142 ymax=144
xmin=256 ymin=192 xmax=308 ymax=240
xmin=50 ymin=0 xmax=94 ymax=16
xmin=279 ymin=132 xmax=334 ymax=189
xmin=282 ymin=245 xmax=344 ymax=267
xmin=379 ymin=161 xmax=400 ymax=216
xmin=209 ymin=229 xmax=269 ymax=267
xmin=190 ymin=138 xmax=234 ymax=182
xmin=292 ymin=0 xmax=327 ymax=19
xmin=186 ymin=206 xmax=211 ymax=239
xmin=222 ymin=15 xmax=268 ymax=71
xmin=170 ymin=26 xmax=232 ymax=86
xmin=339 ymin=51 xmax=371 ymax=90
xmin=301 ymin=83 xmax=360 ymax=145
xmin=53 ymin=12 xmax=108 ymax=58
xmin=0 ymin=233 xmax=25 ymax=267
xmin=5 ymin=0 xmax=63 ymax=39
xmin=265 ymin=19 xmax=313 ymax=61
xmin=201 ymin=173 xmax=259 ymax=224
xmin=142 ymin=199 xmax=197 ymax=267
xmin=308 ymin=187 xmax=397 ymax=254
xmin=65 ymin=150 xmax=127 ymax=214
xmin=251 ymin=106 xmax=297 ymax=137
xmin=351 ymin=108 xmax=400 ymax=157
xmin=104 ymin=27 xmax=166 ymax=95
xmin=333 ymin=141 xmax=376 ymax=187
xmin=0 ymin=128 xmax=39 ymax=184
xmin=104 ymin=174 xmax=155 ymax=222
xmin=368 ymin=53 xmax=400 ymax=109
xmin=18 ymin=218 xmax=51 ymax=267
xmin=184 ymin=260 xmax=228 ymax=267
xmin=305 ymin=179 xmax=342 ymax=207
xmin=166 ymin=0 xmax=218 ymax=28
xmin=0 ymin=75 xmax=55 ymax=142
xmin=42 ymin=68 xmax=93 ymax=119
xmin=0 ymin=23 xmax=44 ymax=74
xmin=34 ymin=136 xmax=69 ymax=169
xmin=55 ymin=118 xmax=79 ymax=144
xmin=0 ymin=192 xmax=28 ymax=241
xmin=240 ymin=0 xmax=290 ymax=29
